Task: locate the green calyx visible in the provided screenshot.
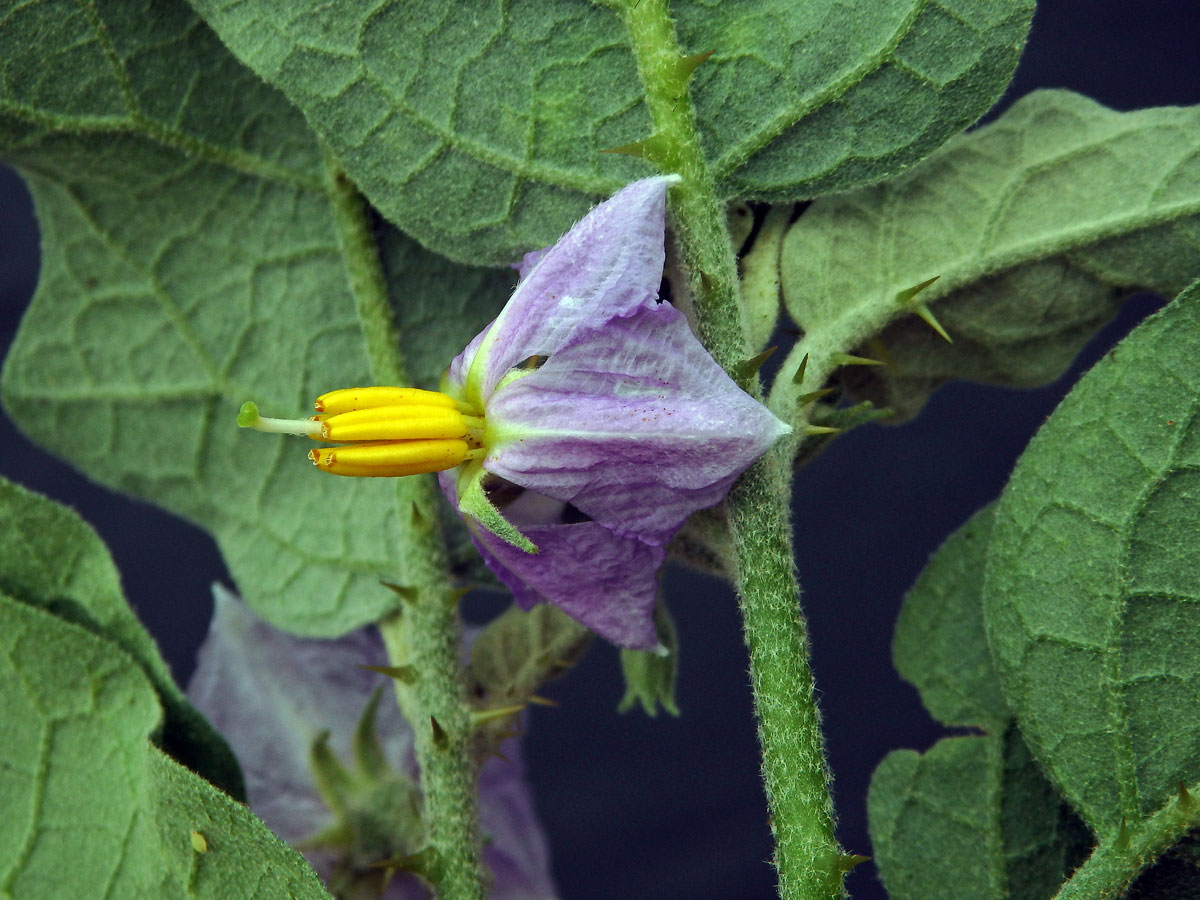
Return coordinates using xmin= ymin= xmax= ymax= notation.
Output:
xmin=303 ymin=689 xmax=428 ymax=894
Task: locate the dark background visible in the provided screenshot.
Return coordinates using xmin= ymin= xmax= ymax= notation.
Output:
xmin=1 ymin=3 xmax=1197 ymax=898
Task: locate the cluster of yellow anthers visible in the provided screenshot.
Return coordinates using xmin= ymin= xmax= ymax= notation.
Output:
xmin=239 ymin=387 xmax=485 ymax=477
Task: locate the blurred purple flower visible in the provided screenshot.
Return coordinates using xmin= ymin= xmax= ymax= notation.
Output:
xmin=187 ymin=586 xmax=557 ymax=900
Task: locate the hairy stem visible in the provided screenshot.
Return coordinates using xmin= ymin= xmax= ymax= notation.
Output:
xmin=613 ymin=3 xmax=845 ymax=898
xmin=1053 ymin=787 xmax=1200 ymax=900
xmin=326 ymin=151 xmax=485 ymax=900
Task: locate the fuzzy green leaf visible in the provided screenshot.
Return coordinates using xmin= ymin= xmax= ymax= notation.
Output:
xmin=894 ymin=503 xmax=1008 ymax=730
xmin=983 ymin=280 xmax=1200 ymax=834
xmin=0 ymin=595 xmax=331 ymax=899
xmin=0 ymin=0 xmax=511 ymax=636
xmin=869 ymin=728 xmax=1090 ymax=900
xmin=680 ymin=0 xmax=1034 ymax=202
xmin=185 ymin=0 xmax=1032 ymax=265
xmin=780 ymin=91 xmax=1200 ymax=420
xmin=0 ymin=476 xmax=243 ymax=797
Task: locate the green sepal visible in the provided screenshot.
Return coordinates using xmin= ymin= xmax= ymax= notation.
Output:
xmin=456 ymin=464 xmax=538 ymax=554
xmin=300 ymin=698 xmax=427 ymax=896
xmin=352 ymin=688 xmax=390 ymax=781
xmin=618 ymin=601 xmax=681 ymax=717
xmin=310 ymin=731 xmax=355 ymax=817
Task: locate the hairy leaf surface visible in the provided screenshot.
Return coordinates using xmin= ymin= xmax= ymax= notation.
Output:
xmin=781 ymin=91 xmax=1200 ymax=420
xmin=0 ymin=596 xmax=331 ymax=898
xmin=0 ymin=0 xmax=511 ymax=636
xmin=894 ymin=502 xmax=1008 ymax=729
xmin=983 ymin=280 xmax=1200 ymax=833
xmin=186 ymin=0 xmax=1032 ymax=264
xmin=0 ymin=476 xmax=242 ymax=796
xmin=869 ymin=729 xmax=1089 ymax=900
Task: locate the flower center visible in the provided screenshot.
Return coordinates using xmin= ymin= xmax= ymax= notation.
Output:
xmin=238 ymin=386 xmax=485 ymax=477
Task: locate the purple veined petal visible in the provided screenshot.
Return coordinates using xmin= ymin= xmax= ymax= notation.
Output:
xmin=453 ymin=176 xmax=677 ymax=407
xmin=469 ymin=517 xmax=664 ymax=651
xmin=187 ymin=586 xmax=559 ymax=900
xmin=483 ymin=302 xmax=790 ymax=545
xmin=438 ymin=471 xmax=663 ymax=650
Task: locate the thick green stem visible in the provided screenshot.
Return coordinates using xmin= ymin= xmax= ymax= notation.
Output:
xmin=1053 ymin=786 xmax=1200 ymax=900
xmin=728 ymin=448 xmax=844 ymax=900
xmin=326 ymin=151 xmax=485 ymax=900
xmin=613 ymin=4 xmax=845 ymax=898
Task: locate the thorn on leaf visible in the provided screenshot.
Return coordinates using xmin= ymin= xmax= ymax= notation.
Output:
xmin=792 ymin=352 xmax=810 ymax=385
xmin=830 ymin=352 xmax=885 ymax=368
xmin=470 ymin=704 xmax=526 ymax=729
xmin=360 ymin=663 xmax=418 ymax=684
xmin=736 ymin=346 xmax=776 ymax=381
xmin=913 ymin=302 xmax=952 ymax=343
xmin=600 ymin=133 xmax=672 ymax=167
xmin=676 ymin=48 xmax=715 ymax=81
xmin=798 ymin=387 xmax=836 ymax=407
xmin=836 ymin=853 xmax=870 ymax=873
xmin=894 ymin=275 xmax=940 ymax=305
xmin=1179 ymin=781 xmax=1196 ymax=809
xmin=381 ymin=581 xmax=418 ymax=604
xmin=430 ymin=716 xmax=449 ymax=749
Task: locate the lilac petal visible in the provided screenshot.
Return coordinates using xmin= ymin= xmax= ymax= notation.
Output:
xmin=483 ymin=302 xmax=790 ymax=545
xmin=187 ymin=586 xmax=558 ymax=900
xmin=513 ymin=246 xmax=549 ymax=280
xmin=468 ymin=516 xmax=663 ymax=651
xmin=448 ymin=177 xmax=676 ymax=403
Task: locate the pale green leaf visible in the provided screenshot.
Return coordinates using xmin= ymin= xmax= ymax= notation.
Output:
xmin=982 ymin=280 xmax=1200 ymax=833
xmin=186 ymin=0 xmax=1032 ymax=264
xmin=0 ymin=0 xmax=511 ymax=636
xmin=0 ymin=476 xmax=243 ymax=797
xmin=780 ymin=91 xmax=1200 ymax=420
xmin=618 ymin=600 xmax=680 ymax=717
xmin=894 ymin=503 xmax=1008 ymax=730
xmin=869 ymin=728 xmax=1090 ymax=900
xmin=0 ymin=595 xmax=331 ymax=899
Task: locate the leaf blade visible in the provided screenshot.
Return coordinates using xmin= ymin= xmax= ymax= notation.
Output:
xmin=780 ymin=91 xmax=1200 ymax=420
xmin=186 ymin=0 xmax=1033 ymax=264
xmin=0 ymin=0 xmax=512 ymax=636
xmin=894 ymin=502 xmax=1009 ymax=730
xmin=0 ymin=595 xmax=331 ymax=899
xmin=0 ymin=475 xmax=243 ymax=797
xmin=982 ymin=280 xmax=1200 ymax=832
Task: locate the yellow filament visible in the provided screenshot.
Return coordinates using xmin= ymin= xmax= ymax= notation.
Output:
xmin=315 ymin=386 xmax=458 ymax=415
xmin=320 ymin=405 xmax=468 ymax=442
xmin=309 ymin=439 xmax=469 ymax=477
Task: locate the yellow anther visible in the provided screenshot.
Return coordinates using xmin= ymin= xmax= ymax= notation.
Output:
xmin=315 ymin=386 xmax=458 ymax=415
xmin=309 ymin=440 xmax=470 ymax=477
xmin=320 ymin=405 xmax=469 ymax=443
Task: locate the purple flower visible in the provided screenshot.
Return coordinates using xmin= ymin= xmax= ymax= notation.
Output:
xmin=187 ymin=586 xmax=558 ymax=900
xmin=240 ymin=177 xmax=788 ymax=649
